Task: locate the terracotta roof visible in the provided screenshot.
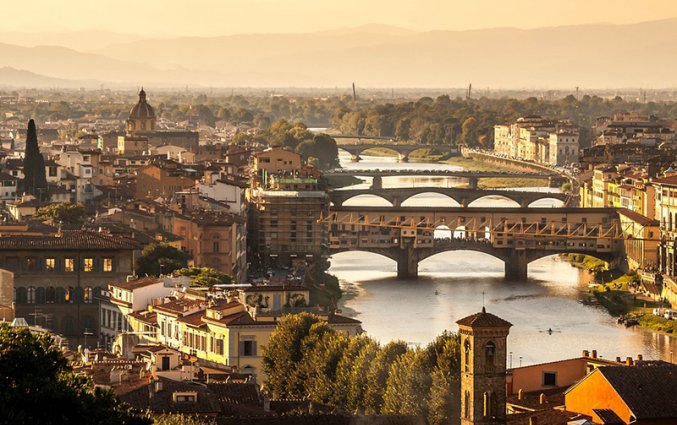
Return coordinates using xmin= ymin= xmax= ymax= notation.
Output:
xmin=328 ymin=314 xmax=362 ymax=325
xmin=597 ymin=364 xmax=677 ymax=419
xmin=617 ymin=208 xmax=659 ymax=226
xmin=153 ymin=298 xmax=205 ymax=316
xmin=177 ymin=311 xmax=207 ymax=328
xmin=456 ymin=307 xmax=513 ymax=328
xmin=119 ymin=377 xmax=220 ymax=415
xmin=110 ymin=277 xmax=162 ymax=291
xmin=652 ymin=175 xmax=677 ymax=186
xmin=0 ymin=230 xmax=139 ymax=250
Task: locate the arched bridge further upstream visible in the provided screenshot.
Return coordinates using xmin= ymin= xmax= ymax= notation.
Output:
xmin=322 ymin=206 xmax=644 ymax=281
xmin=329 ymin=187 xmax=571 ymax=208
xmin=323 ymin=169 xmax=564 ymax=189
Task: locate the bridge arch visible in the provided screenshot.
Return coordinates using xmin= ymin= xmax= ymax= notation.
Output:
xmin=341 ymin=194 xmax=393 ymax=207
xmin=359 ymin=146 xmax=403 ymax=157
xmin=466 ymin=194 xmax=521 ymax=208
xmin=526 ymin=197 xmax=566 ymax=208
xmin=400 ymin=192 xmax=461 ymax=208
xmin=419 ymin=249 xmax=506 ymax=269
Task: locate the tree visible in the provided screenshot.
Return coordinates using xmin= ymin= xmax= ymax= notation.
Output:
xmin=176 ymin=267 xmax=233 ymax=286
xmin=382 ymin=349 xmax=432 ymax=416
xmin=23 ymin=119 xmax=48 ymax=199
xmin=363 ymin=340 xmax=408 ymax=414
xmin=460 ymin=116 xmax=478 ymax=146
xmin=0 ymin=323 xmax=150 ymax=425
xmin=263 ymin=313 xmax=331 ymax=398
xmin=34 ymin=202 xmax=86 ymax=225
xmin=136 ymin=243 xmax=191 ymax=276
xmin=344 ymin=338 xmax=380 ymax=413
xmin=428 ymin=337 xmax=462 ymax=425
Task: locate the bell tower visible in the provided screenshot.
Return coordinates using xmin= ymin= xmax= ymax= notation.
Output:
xmin=456 ymin=307 xmax=512 ymax=425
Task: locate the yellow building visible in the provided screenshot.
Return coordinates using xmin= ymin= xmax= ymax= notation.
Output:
xmin=617 ymin=209 xmax=659 ymax=271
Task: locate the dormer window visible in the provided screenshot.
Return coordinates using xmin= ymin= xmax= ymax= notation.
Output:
xmin=172 ymin=392 xmax=197 ymax=403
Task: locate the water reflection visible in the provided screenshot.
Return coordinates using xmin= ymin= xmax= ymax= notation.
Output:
xmin=331 ymin=153 xmax=676 ymax=364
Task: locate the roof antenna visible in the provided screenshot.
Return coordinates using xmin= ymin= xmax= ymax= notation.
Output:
xmin=482 ymin=291 xmax=486 ymax=313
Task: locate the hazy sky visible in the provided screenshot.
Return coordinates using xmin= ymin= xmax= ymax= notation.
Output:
xmin=4 ymin=0 xmax=677 ymax=36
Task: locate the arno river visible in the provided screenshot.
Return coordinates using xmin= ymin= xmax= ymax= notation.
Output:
xmin=330 ymin=153 xmax=677 ymax=365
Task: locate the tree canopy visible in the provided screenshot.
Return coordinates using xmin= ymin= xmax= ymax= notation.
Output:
xmin=136 ymin=243 xmax=191 ymax=276
xmin=263 ymin=313 xmax=462 ymax=423
xmin=34 ymin=202 xmax=86 ymax=225
xmin=0 ymin=323 xmax=149 ymax=425
xmin=176 ymin=267 xmax=233 ymax=286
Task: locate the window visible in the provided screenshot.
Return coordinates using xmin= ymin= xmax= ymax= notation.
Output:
xmin=27 ymin=287 xmax=36 ymax=304
xmin=464 ymin=339 xmax=471 ymax=372
xmin=84 ymin=287 xmax=93 ymax=304
xmin=65 ymin=258 xmax=75 ymax=272
xmin=485 ymin=341 xmax=496 ymax=367
xmin=83 ymin=258 xmax=94 ymax=272
xmin=65 ymin=287 xmax=74 ymax=303
xmin=241 ymin=340 xmax=257 ymax=357
xmin=103 ymin=258 xmax=113 ymax=272
xmin=212 ymin=242 xmax=220 ymax=253
xmin=46 ymin=287 xmax=55 ymax=303
xmin=543 ymin=371 xmax=557 ymax=386
xmin=45 ymin=258 xmax=55 ymax=271
xmin=25 ymin=257 xmax=38 ymax=272
xmin=464 ymin=391 xmax=470 ymax=418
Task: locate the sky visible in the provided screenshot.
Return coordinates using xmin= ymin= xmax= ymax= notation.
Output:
xmin=3 ymin=0 xmax=677 ymax=37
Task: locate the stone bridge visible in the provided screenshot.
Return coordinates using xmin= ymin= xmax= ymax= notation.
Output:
xmin=322 ymin=206 xmax=634 ymax=281
xmin=335 ymin=143 xmax=459 ymax=162
xmin=323 ymin=169 xmax=563 ymax=189
xmin=329 ymin=187 xmax=570 ymax=208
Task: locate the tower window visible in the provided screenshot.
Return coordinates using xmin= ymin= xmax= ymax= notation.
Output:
xmin=464 ymin=339 xmax=471 ymax=372
xmin=485 ymin=341 xmax=496 ymax=368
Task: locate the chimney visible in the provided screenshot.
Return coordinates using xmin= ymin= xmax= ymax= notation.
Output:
xmin=615 ymin=357 xmax=621 ymax=363
xmin=582 ymin=350 xmax=590 ymax=357
xmin=626 ymin=357 xmax=634 ymax=366
xmin=637 ymin=354 xmax=643 ymax=362
xmin=539 ymin=393 xmax=547 ymax=405
xmin=591 ymin=350 xmax=597 ymax=359
xmin=518 ymin=389 xmax=523 ymax=400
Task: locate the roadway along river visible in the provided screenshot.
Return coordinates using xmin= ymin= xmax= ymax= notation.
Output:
xmin=331 ymin=153 xmax=677 ymax=365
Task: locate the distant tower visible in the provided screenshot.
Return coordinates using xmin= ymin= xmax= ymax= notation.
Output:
xmin=457 ymin=307 xmax=512 ymax=425
xmin=126 ymin=87 xmax=156 ymax=134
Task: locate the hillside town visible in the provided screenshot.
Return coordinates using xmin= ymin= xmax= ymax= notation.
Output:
xmin=1 ymin=89 xmax=676 ymax=425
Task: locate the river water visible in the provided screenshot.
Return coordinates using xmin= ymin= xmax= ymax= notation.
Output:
xmin=331 ymin=153 xmax=677 ymax=365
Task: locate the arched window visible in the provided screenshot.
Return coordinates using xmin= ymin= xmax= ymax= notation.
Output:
xmin=83 ymin=287 xmax=93 ymax=304
xmin=484 ymin=392 xmax=489 ymax=417
xmin=464 ymin=391 xmax=470 ymax=418
xmin=15 ymin=287 xmax=27 ymax=304
xmin=74 ymin=287 xmax=84 ymax=304
xmin=65 ymin=287 xmax=74 ymax=303
xmin=490 ymin=392 xmax=498 ymax=419
xmin=464 ymin=339 xmax=471 ymax=372
xmin=55 ymin=287 xmax=65 ymax=304
xmin=27 ymin=287 xmax=36 ymax=304
xmin=46 ymin=287 xmax=55 ymax=303
xmin=36 ymin=287 xmax=46 ymax=304
xmin=485 ymin=341 xmax=496 ymax=368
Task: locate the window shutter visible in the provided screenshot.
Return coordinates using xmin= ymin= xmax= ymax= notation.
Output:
xmin=252 ymin=341 xmax=257 ymax=357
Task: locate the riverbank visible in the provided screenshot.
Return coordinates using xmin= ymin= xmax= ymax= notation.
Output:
xmin=442 ymin=156 xmax=549 ymax=188
xmin=323 ymin=174 xmax=364 ymax=189
xmin=564 ymin=254 xmax=677 ymax=335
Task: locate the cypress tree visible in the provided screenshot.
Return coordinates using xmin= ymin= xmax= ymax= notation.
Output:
xmin=23 ymin=119 xmax=48 ymax=199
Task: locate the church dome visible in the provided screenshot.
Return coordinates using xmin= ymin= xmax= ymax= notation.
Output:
xmin=129 ymin=88 xmax=155 ymax=119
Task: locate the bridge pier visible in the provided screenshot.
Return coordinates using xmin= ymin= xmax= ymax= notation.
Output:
xmin=468 ymin=178 xmax=478 ymax=189
xmin=397 ymin=250 xmax=418 ymax=279
xmin=351 ymin=154 xmax=361 ymax=162
xmin=505 ymin=251 xmax=528 ymax=281
xmin=371 ymin=176 xmax=383 ymax=190
xmin=398 ymin=154 xmax=409 ymax=163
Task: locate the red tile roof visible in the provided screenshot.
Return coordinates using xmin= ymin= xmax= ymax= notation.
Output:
xmin=110 ymin=277 xmax=162 ymax=291
xmin=0 ymin=230 xmax=139 ymax=250
xmin=456 ymin=307 xmax=513 ymax=328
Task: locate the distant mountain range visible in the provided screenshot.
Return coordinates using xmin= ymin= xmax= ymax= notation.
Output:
xmin=0 ymin=20 xmax=676 ymax=88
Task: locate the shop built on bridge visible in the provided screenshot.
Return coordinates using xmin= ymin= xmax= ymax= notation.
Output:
xmin=320 ymin=206 xmax=658 ymax=281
